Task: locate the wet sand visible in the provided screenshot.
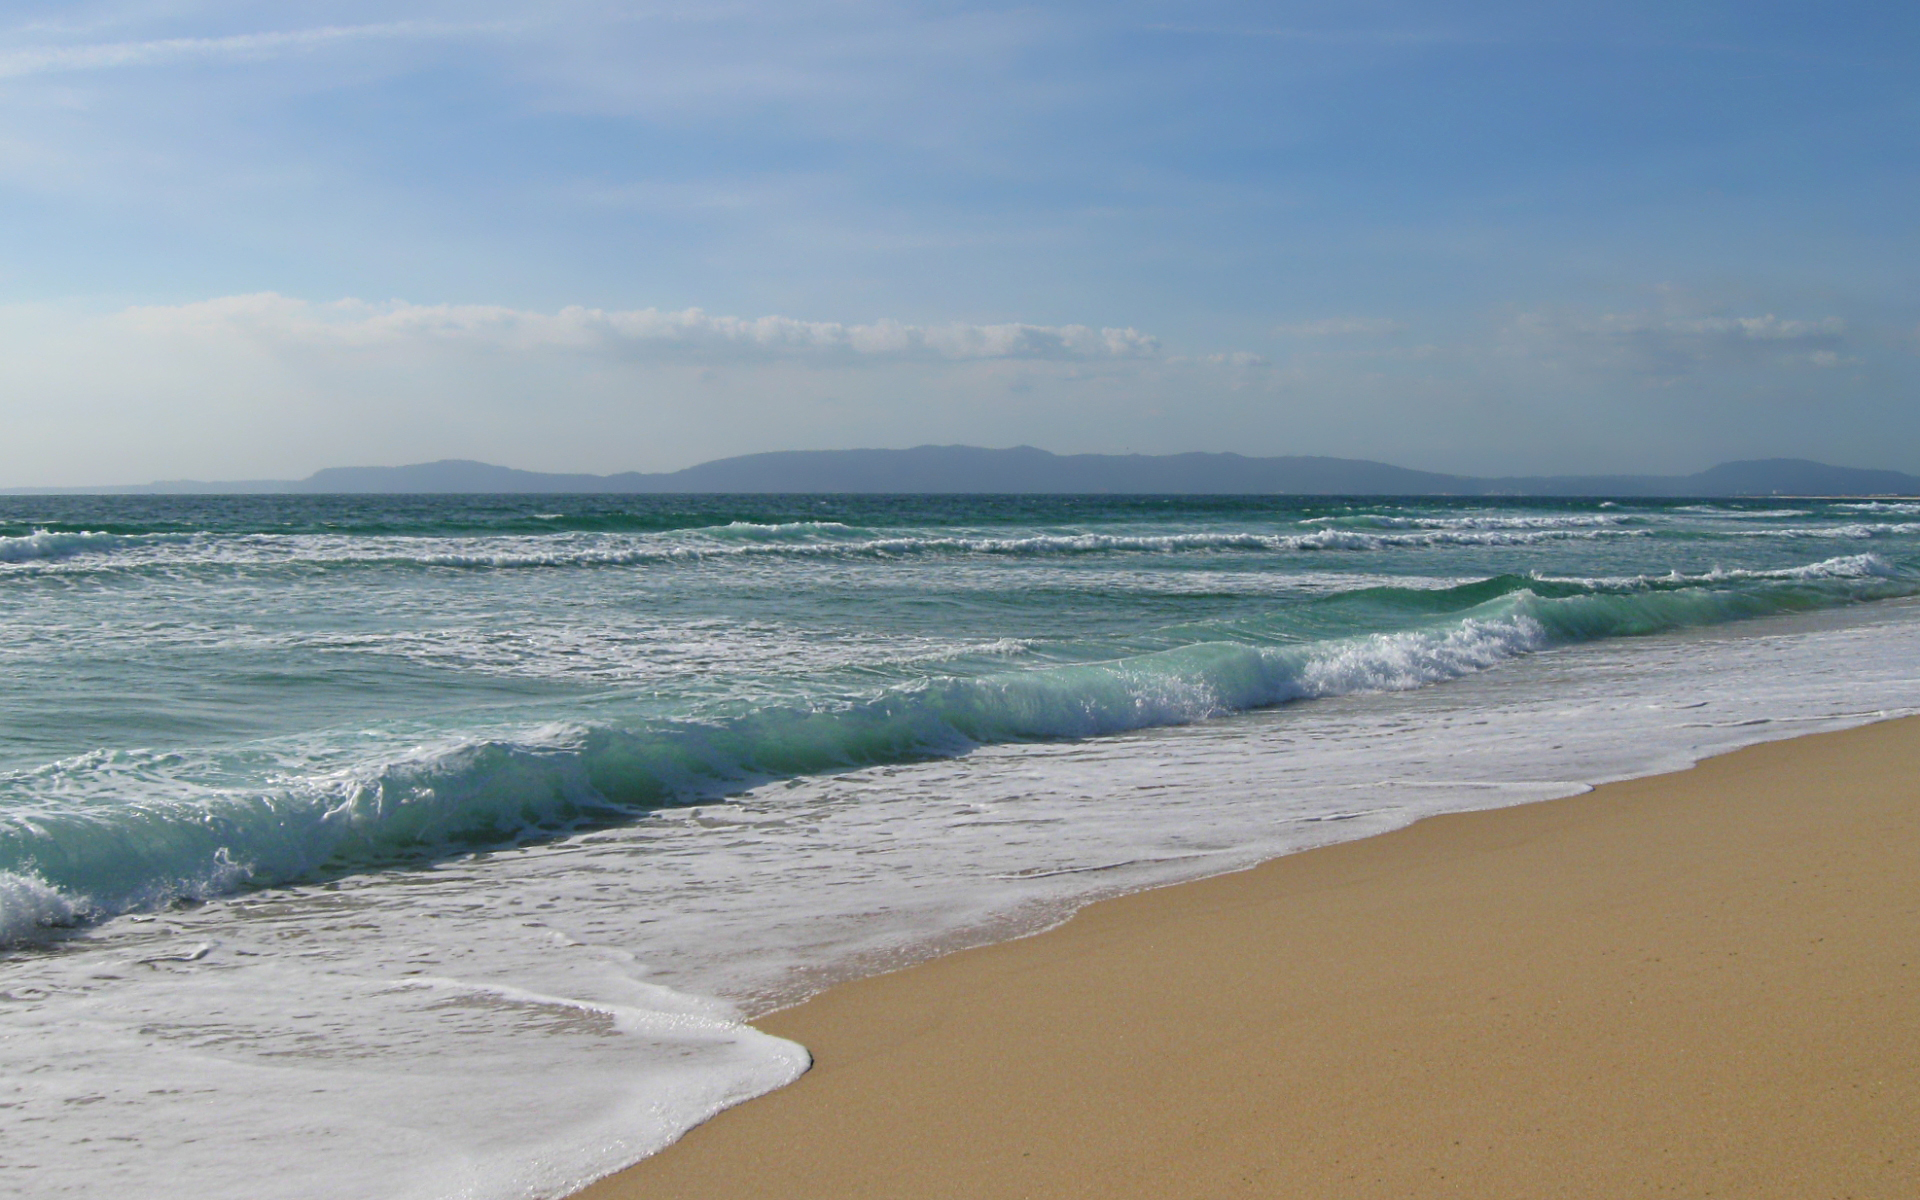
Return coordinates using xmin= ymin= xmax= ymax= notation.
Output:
xmin=575 ymin=716 xmax=1920 ymax=1199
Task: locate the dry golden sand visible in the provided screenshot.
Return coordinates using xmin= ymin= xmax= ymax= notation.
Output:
xmin=576 ymin=717 xmax=1920 ymax=1199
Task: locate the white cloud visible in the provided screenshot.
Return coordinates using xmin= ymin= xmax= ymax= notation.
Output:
xmin=1274 ymin=317 xmax=1405 ymax=337
xmin=121 ymin=293 xmax=1164 ymax=364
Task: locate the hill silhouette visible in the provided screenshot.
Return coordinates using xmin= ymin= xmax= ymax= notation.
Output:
xmin=12 ymin=447 xmax=1920 ymax=496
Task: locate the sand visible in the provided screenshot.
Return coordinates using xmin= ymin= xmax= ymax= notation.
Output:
xmin=574 ymin=716 xmax=1920 ymax=1199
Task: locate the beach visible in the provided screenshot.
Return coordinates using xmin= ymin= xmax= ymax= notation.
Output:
xmin=9 ymin=3 xmax=1918 ymax=1193
xmin=577 ymin=714 xmax=1920 ymax=1199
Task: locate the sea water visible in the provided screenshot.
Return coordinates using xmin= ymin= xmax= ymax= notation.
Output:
xmin=2 ymin=493 xmax=1918 ymax=1197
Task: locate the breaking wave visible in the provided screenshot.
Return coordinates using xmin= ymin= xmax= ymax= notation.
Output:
xmin=0 ymin=529 xmax=131 ymax=563
xmin=1 ymin=524 xmax=1660 ymax=575
xmin=4 ymin=555 xmax=1913 ymax=938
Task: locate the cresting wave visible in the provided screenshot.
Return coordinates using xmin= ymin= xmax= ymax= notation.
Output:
xmin=1732 ymin=521 xmax=1920 ymax=540
xmin=1303 ymin=513 xmax=1640 ymax=530
xmin=1 ymin=524 xmax=1661 ymax=575
xmin=22 ymin=519 xmax=1920 ymax=577
xmin=3 ymin=557 xmax=1914 ymax=943
xmin=0 ymin=529 xmax=134 ymax=563
xmin=0 ymin=871 xmax=83 ymax=941
xmin=1531 ymin=552 xmax=1898 ymax=589
xmin=388 ymin=526 xmax=1659 ymax=567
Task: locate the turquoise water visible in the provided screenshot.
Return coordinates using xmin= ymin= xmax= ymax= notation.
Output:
xmin=4 ymin=492 xmax=1920 ymax=1200
xmin=3 ymin=493 xmax=1917 ymax=930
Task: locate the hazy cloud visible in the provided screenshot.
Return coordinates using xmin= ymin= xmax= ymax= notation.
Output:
xmin=1507 ymin=309 xmax=1848 ymax=378
xmin=0 ymin=293 xmax=1274 ymax=485
xmin=122 ymin=294 xmax=1164 ymax=364
xmin=1274 ymin=317 xmax=1406 ymax=338
xmin=0 ymin=22 xmax=474 ymax=79
xmin=1602 ymin=313 xmax=1845 ymax=342
xmin=1146 ymin=25 xmax=1484 ymax=47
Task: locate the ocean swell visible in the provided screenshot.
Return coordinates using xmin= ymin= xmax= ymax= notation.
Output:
xmin=2 ymin=560 xmax=1914 ymax=940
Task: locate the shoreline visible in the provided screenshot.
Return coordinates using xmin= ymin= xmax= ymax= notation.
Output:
xmin=573 ymin=714 xmax=1920 ymax=1199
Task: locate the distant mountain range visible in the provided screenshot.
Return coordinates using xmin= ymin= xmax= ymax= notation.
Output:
xmin=10 ymin=446 xmax=1920 ymax=497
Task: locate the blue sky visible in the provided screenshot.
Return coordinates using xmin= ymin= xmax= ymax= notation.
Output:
xmin=2 ymin=1 xmax=1916 ymax=484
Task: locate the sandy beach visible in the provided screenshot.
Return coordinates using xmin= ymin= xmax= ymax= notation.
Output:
xmin=576 ymin=715 xmax=1920 ymax=1199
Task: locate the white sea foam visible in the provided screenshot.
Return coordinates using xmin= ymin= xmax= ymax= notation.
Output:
xmin=16 ymin=571 xmax=1879 ymax=929
xmin=0 ymin=524 xmax=1656 ymax=575
xmin=0 ymin=870 xmax=87 ymax=943
xmin=6 ymin=504 xmax=1919 ymax=580
xmin=1304 ymin=512 xmax=1639 ymax=530
xmin=401 ymin=525 xmax=1652 ymax=566
xmin=1299 ymin=613 xmax=1548 ymax=693
xmin=0 ymin=528 xmax=128 ymax=562
xmin=9 ymin=614 xmax=1570 ymax=919
xmin=710 ymin=520 xmax=858 ymax=538
xmin=0 ymin=942 xmax=807 ymax=1200
xmin=1734 ymin=522 xmax=1920 ymax=540
xmin=1531 ymin=553 xmax=1896 ymax=589
xmin=1701 ymin=553 xmax=1897 ymax=580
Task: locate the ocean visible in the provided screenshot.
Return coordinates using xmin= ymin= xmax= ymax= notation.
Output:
xmin=3 ymin=492 xmax=1919 ymax=1198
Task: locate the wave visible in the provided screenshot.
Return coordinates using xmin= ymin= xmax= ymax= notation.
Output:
xmin=1304 ymin=513 xmax=1640 ymax=531
xmin=1698 ymin=554 xmax=1899 ymax=581
xmin=706 ymin=520 xmax=859 ymax=539
xmin=0 ymin=615 xmax=1550 ymax=928
xmin=25 ymin=512 xmax=1920 ymax=577
xmin=1273 ymin=527 xmax=1647 ymax=552
xmin=1732 ymin=522 xmax=1920 ymax=540
xmin=4 ymin=559 xmax=1913 ymax=938
xmin=408 ymin=525 xmax=1653 ymax=564
xmin=1530 ymin=553 xmax=1897 ymax=589
xmin=0 ymin=529 xmax=131 ymax=563
xmin=0 ymin=870 xmax=87 ymax=943
xmin=2 ymin=524 xmax=1660 ymax=575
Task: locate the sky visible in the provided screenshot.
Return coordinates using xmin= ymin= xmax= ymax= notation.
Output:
xmin=1 ymin=1 xmax=1916 ymax=485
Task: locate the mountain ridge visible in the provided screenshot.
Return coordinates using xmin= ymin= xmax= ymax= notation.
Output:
xmin=8 ymin=446 xmax=1920 ymax=496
